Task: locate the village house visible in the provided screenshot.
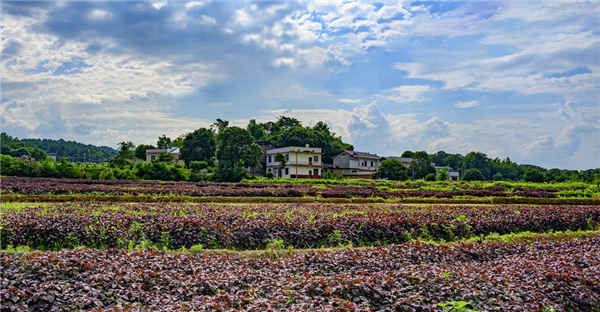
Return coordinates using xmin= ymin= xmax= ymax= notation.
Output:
xmin=331 ymin=150 xmax=383 ymax=179
xmin=145 ymin=147 xmax=184 ymax=164
xmin=266 ymin=145 xmax=322 ymax=179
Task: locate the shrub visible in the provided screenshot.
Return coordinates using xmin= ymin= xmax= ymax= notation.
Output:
xmin=425 ymin=173 xmax=436 ymax=181
xmin=462 ymin=169 xmax=485 ymax=181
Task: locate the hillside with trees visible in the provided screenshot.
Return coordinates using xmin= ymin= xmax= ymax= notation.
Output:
xmin=17 ymin=136 xmax=117 ymax=163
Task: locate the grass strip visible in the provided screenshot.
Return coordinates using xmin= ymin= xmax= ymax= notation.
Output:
xmin=2 ymin=194 xmax=599 ymax=205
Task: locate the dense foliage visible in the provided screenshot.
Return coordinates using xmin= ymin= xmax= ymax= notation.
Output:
xmin=377 ymin=159 xmax=409 ymax=181
xmin=2 ymin=202 xmax=597 ymax=250
xmin=3 ymin=177 xmax=599 ymax=199
xmin=2 ymin=238 xmax=599 ymax=311
xmin=423 ymin=150 xmax=600 ymax=182
xmin=0 ymin=132 xmax=117 ymax=163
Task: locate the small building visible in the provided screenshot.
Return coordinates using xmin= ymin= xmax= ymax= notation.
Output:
xmin=435 ymin=166 xmax=460 ymax=181
xmin=266 ymin=145 xmax=322 ymax=179
xmin=331 ymin=150 xmax=382 ymax=179
xmin=47 ymin=153 xmax=58 ymax=161
xmin=145 ymin=147 xmax=183 ymax=163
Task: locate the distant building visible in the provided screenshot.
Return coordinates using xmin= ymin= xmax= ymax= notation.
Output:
xmin=435 ymin=166 xmax=460 ymax=181
xmin=266 ymin=145 xmax=322 ymax=179
xmin=332 ymin=150 xmax=383 ymax=179
xmin=145 ymin=147 xmax=183 ymax=164
xmin=253 ymin=140 xmax=277 ymax=176
xmin=384 ymin=156 xmax=412 ymax=167
xmin=47 ymin=153 xmax=58 ymax=161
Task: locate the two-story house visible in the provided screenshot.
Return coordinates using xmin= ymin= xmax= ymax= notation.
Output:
xmin=331 ymin=150 xmax=382 ymax=178
xmin=145 ymin=147 xmax=184 ymax=164
xmin=266 ymin=145 xmax=322 ymax=178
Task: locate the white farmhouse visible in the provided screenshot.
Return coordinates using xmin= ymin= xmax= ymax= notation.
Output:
xmin=266 ymin=145 xmax=322 ymax=178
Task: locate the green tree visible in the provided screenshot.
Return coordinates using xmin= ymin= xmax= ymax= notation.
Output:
xmin=212 ymin=118 xmax=230 ymax=133
xmin=274 ymin=152 xmax=287 ymax=178
xmin=462 ymin=168 xmax=485 ymax=181
xmin=111 ymin=141 xmax=135 ymax=167
xmin=431 ymin=151 xmax=449 ymax=167
xmin=172 ymin=134 xmax=186 ymax=148
xmin=401 ymin=151 xmax=414 ymax=158
xmin=462 ymin=152 xmax=491 ymax=179
xmin=377 ymin=159 xmax=409 ymax=181
xmin=523 ymin=168 xmax=545 ymax=182
xmin=436 ymin=167 xmax=450 ymax=181
xmin=216 ymin=127 xmax=256 ymax=167
xmin=181 ymin=128 xmax=216 ymax=165
xmin=409 ymin=151 xmax=435 ymax=179
xmin=247 ymin=119 xmax=266 ymax=141
xmin=157 ymin=135 xmax=172 ymax=149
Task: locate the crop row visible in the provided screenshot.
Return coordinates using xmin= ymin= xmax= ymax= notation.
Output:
xmin=0 ymin=177 xmax=575 ymax=198
xmin=2 ymin=203 xmax=598 ymax=250
xmin=2 ymin=238 xmax=599 ymax=311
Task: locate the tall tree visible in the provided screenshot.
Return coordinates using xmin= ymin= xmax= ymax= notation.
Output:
xmin=462 ymin=151 xmax=491 ymax=179
xmin=409 ymin=151 xmax=435 ymax=179
xmin=216 ymin=127 xmax=256 ymax=167
xmin=247 ymin=119 xmax=266 ymax=141
xmin=157 ymin=135 xmax=172 ymax=149
xmin=181 ymin=128 xmax=216 ymax=165
xmin=212 ymin=119 xmax=230 ymax=134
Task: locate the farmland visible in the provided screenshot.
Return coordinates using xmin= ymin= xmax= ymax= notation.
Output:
xmin=2 ymin=178 xmax=600 ymax=311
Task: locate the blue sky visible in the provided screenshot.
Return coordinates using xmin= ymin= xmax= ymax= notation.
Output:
xmin=1 ymin=0 xmax=599 ymax=169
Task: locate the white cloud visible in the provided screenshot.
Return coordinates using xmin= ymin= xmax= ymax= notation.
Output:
xmin=454 ymin=101 xmax=480 ymax=108
xmin=384 ymin=85 xmax=432 ymax=103
xmin=338 ymin=98 xmax=361 ymax=104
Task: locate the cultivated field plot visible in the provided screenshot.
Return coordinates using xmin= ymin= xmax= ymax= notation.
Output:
xmin=2 ymin=177 xmax=599 ymax=199
xmin=2 ymin=238 xmax=599 ymax=311
xmin=2 ymin=203 xmax=599 ymax=250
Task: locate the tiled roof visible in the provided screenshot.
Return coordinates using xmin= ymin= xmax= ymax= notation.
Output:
xmin=342 ymin=150 xmax=380 ymax=158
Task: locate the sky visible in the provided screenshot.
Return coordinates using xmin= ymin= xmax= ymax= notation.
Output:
xmin=1 ymin=0 xmax=599 ymax=170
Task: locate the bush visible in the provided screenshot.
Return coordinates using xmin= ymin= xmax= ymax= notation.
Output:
xmin=321 ymin=171 xmax=338 ymax=180
xmin=189 ymin=161 xmax=209 ymax=172
xmin=212 ymin=162 xmax=247 ymax=182
xmin=493 ymin=172 xmax=504 ymax=181
xmin=265 ymin=171 xmax=274 ymax=179
xmin=462 ymin=168 xmax=485 ymax=181
xmin=425 ymin=173 xmax=436 ymax=181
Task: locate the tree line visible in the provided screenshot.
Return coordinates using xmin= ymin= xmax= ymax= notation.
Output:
xmin=1 ymin=117 xmax=598 ymax=183
xmin=376 ymin=150 xmax=600 ymax=183
xmin=1 ymin=133 xmax=117 ymax=163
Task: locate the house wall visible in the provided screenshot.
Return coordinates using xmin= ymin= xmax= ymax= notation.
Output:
xmin=265 ymin=146 xmax=322 ymax=178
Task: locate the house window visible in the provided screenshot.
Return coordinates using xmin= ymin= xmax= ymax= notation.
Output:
xmin=370 ymin=161 xmax=373 ymax=167
xmin=267 ymin=168 xmax=271 ymax=172
xmin=314 ymin=169 xmax=319 ymax=175
xmin=285 ymin=154 xmax=289 ymax=161
xmin=314 ymin=156 xmax=319 ymax=162
xmin=285 ymin=168 xmax=289 ymax=175
xmin=150 ymin=155 xmax=156 ymax=160
xmin=268 ymin=155 xmax=272 ymax=163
